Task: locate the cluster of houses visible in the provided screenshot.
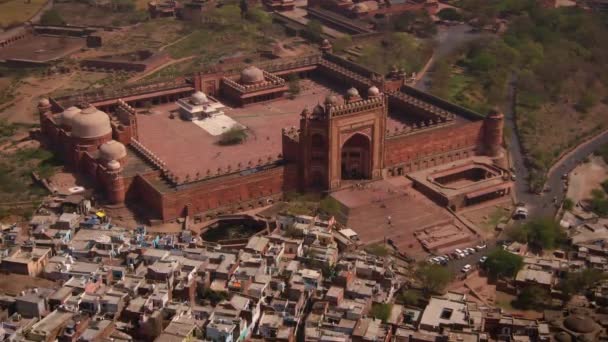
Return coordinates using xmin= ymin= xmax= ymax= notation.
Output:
xmin=1 ymin=195 xmax=608 ymax=341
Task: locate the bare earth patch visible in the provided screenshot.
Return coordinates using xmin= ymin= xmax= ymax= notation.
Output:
xmin=566 ymin=155 xmax=608 ymax=204
xmin=0 ymin=273 xmax=58 ymax=296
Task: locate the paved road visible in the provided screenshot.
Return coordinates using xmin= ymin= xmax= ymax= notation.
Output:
xmin=506 ymin=79 xmax=608 ymax=219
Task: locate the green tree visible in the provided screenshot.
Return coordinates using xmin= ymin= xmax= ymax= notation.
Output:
xmin=305 ymin=19 xmax=323 ymax=42
xmin=514 ymin=285 xmax=549 ymax=310
xmin=287 ymin=74 xmax=300 ymax=99
xmin=415 ymin=264 xmax=452 ymax=295
xmin=40 ymin=9 xmax=65 ymax=26
xmin=437 ymin=8 xmax=463 ymax=21
xmin=370 ymin=303 xmax=393 ymax=323
xmin=558 ymin=269 xmax=607 ymax=299
xmin=485 ymin=249 xmax=524 ymax=280
xmin=218 ymin=126 xmax=247 ymax=145
xmin=239 ymin=0 xmax=249 ymax=18
xmin=524 ymin=218 xmax=566 ymax=250
xmin=563 ymin=198 xmax=574 ymax=211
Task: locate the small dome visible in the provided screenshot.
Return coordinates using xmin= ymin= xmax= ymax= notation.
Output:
xmin=99 ymin=140 xmax=126 ymax=161
xmin=564 ymin=315 xmax=597 ymax=334
xmin=301 ymin=107 xmax=311 ymax=118
xmin=368 ymin=86 xmax=380 ymax=97
xmin=107 ymin=160 xmax=121 ymax=171
xmin=71 ymin=106 xmax=112 ymax=139
xmin=353 ymin=3 xmax=368 ymax=13
xmin=346 ymin=87 xmax=359 ymax=98
xmin=61 ymin=106 xmax=81 ymax=127
xmin=38 ymin=98 xmax=50 ymax=107
xmin=191 ymin=91 xmax=208 ymax=105
xmin=241 ymin=66 xmax=265 ymax=84
xmin=324 ymin=94 xmax=340 ymax=106
xmin=312 ymin=104 xmax=325 ymax=116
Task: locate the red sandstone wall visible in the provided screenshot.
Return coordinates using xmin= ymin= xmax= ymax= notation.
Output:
xmin=156 ymin=166 xmax=295 ymax=221
xmin=385 ymin=121 xmax=484 ymax=168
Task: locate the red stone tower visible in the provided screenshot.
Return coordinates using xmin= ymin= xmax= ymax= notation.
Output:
xmin=484 ymin=108 xmax=504 ymax=158
xmin=104 ymin=160 xmax=126 ymax=204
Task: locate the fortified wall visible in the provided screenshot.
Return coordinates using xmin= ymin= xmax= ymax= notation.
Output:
xmin=40 ymin=48 xmax=503 ymax=222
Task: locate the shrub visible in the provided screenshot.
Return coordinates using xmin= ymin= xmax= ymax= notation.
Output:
xmin=218 ymin=126 xmax=247 ymax=145
xmin=563 ymin=198 xmax=574 ymax=211
xmin=513 ymin=285 xmax=549 ymax=310
xmin=40 ymin=9 xmax=65 ymax=26
xmin=437 ymin=8 xmax=463 ymax=21
xmin=415 ymin=263 xmax=452 ymax=295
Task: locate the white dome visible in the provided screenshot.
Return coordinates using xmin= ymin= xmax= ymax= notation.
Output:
xmin=71 ymin=106 xmax=112 ymax=139
xmin=99 ymin=140 xmax=126 ymax=161
xmin=324 ymin=94 xmax=340 ymax=106
xmin=346 ymin=87 xmax=359 ymax=98
xmin=241 ymin=66 xmax=264 ymax=84
xmin=107 ymin=160 xmax=121 ymax=171
xmin=353 ymin=3 xmax=368 ymax=13
xmin=368 ymin=86 xmax=380 ymax=97
xmin=61 ymin=106 xmax=81 ymax=127
xmin=38 ymin=98 xmax=50 ymax=107
xmin=191 ymin=91 xmax=208 ymax=105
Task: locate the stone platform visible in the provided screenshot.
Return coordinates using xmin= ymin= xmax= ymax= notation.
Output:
xmin=330 ymin=178 xmax=477 ymax=258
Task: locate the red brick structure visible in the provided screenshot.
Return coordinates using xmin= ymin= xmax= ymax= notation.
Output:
xmin=41 ymin=49 xmax=504 ymax=222
xmin=308 ymin=0 xmax=439 ymax=19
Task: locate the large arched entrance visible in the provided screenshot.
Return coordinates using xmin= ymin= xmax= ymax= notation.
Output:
xmin=341 ymin=133 xmax=371 ymax=180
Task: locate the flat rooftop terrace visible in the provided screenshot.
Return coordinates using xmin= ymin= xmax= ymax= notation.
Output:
xmin=135 ymin=79 xmax=332 ymax=181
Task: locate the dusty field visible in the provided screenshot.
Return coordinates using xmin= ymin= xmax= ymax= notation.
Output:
xmin=566 ymin=155 xmax=608 ymax=203
xmin=0 ymin=273 xmax=58 ymax=296
xmin=53 ymin=3 xmax=146 ymax=27
xmin=0 ymin=0 xmax=47 ymax=28
xmin=448 ymin=271 xmax=496 ymax=306
xmin=0 ymin=73 xmax=72 ymax=123
xmin=461 ymin=202 xmax=512 ymax=239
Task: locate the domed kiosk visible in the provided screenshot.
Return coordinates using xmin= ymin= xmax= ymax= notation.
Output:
xmin=191 ymin=91 xmax=209 ymax=105
xmin=368 ymin=86 xmax=380 ymax=97
xmin=99 ymin=140 xmax=127 ymax=163
xmin=71 ymin=106 xmax=112 ymax=141
xmin=563 ymin=315 xmax=597 ymax=334
xmin=240 ymin=66 xmax=265 ymax=85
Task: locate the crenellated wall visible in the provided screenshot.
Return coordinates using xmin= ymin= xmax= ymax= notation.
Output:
xmin=384 ymin=121 xmax=485 ymax=174
xmin=136 ymin=165 xmax=298 ymax=221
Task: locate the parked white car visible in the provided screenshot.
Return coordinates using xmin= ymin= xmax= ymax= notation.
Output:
xmin=461 ymin=264 xmax=472 ymax=273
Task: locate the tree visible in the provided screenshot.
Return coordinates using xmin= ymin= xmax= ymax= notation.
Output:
xmin=514 ymin=285 xmax=549 ymax=310
xmin=218 ymin=126 xmax=247 ymax=145
xmin=524 ymin=218 xmax=566 ymax=250
xmin=240 ymin=0 xmax=249 ymax=19
xmin=371 ymin=303 xmax=393 ymax=323
xmin=111 ymin=0 xmax=135 ymax=12
xmin=287 ymin=74 xmax=300 ymax=99
xmin=40 ymin=9 xmax=65 ymax=26
xmin=558 ymin=269 xmax=607 ymax=299
xmin=485 ymin=249 xmax=524 ymax=280
xmin=305 ymin=19 xmax=323 ymax=42
xmin=415 ymin=264 xmax=452 ymax=295
xmin=563 ymin=198 xmax=574 ymax=211
xmin=437 ymin=8 xmax=463 ymax=22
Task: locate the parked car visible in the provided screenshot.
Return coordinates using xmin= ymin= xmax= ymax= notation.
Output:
xmin=465 ymin=247 xmax=476 ymax=254
xmin=461 ymin=264 xmax=472 ymax=273
xmin=479 ymin=256 xmax=488 ymax=263
xmin=476 ymin=244 xmax=487 ymax=250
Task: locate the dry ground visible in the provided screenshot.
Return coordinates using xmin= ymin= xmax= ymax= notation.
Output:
xmin=0 ymin=273 xmax=58 ymax=296
xmin=461 ymin=202 xmax=512 ymax=239
xmin=0 ymin=0 xmax=47 ymax=28
xmin=566 ymin=155 xmax=608 ymax=204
